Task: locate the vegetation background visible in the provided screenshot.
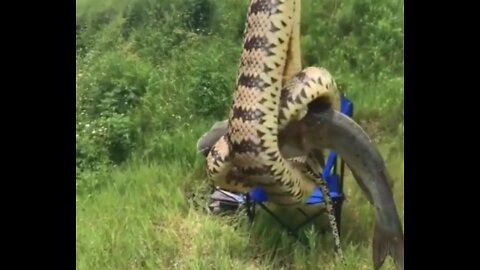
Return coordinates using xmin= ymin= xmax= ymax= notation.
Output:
xmin=76 ymin=0 xmax=404 ymax=269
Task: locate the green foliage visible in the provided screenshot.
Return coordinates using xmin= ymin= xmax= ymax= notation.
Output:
xmin=76 ymin=151 xmax=403 ymax=269
xmin=187 ymin=70 xmax=231 ymax=119
xmin=78 ymin=51 xmax=152 ymax=117
xmin=76 ymin=0 xmax=404 ymax=193
xmin=301 ymin=0 xmax=403 ymax=76
xmin=76 ymin=0 xmax=404 ymax=268
xmin=184 ymin=0 xmax=214 ymax=34
xmin=76 ymin=50 xmax=151 ymax=175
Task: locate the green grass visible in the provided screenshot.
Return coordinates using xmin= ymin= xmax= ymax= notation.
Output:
xmin=76 ymin=0 xmax=404 ymax=268
xmin=76 ymin=143 xmax=403 ymax=270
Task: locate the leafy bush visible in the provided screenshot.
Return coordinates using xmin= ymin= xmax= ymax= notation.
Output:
xmin=78 ymin=51 xmax=152 ymax=117
xmin=187 ymin=69 xmax=232 ymax=119
xmin=184 ymin=0 xmax=214 ymax=34
xmin=76 ymin=0 xmax=404 ymax=188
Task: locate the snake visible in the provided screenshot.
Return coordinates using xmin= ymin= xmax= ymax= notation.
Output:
xmin=204 ymin=0 xmax=344 ymax=259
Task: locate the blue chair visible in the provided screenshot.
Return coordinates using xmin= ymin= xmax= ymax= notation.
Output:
xmin=209 ymin=95 xmax=354 ymax=244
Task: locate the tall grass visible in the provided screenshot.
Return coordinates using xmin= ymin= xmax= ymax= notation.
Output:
xmin=76 ymin=0 xmax=404 ymax=269
xmin=76 ymin=146 xmax=403 ymax=269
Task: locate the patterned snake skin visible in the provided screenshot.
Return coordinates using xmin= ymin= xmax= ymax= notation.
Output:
xmin=204 ymin=0 xmax=345 ymax=259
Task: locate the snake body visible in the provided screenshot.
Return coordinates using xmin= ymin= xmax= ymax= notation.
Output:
xmin=205 ymin=0 xmax=344 ymax=258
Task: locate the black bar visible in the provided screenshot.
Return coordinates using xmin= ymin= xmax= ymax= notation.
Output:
xmin=292 ymin=207 xmax=326 ymax=232
xmin=339 ymin=160 xmax=345 ymax=192
xmin=245 ymin=193 xmax=256 ymax=223
xmin=257 ymin=202 xmax=295 ymax=234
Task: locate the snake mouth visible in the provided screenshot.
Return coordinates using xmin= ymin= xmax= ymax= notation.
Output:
xmin=307 ymin=96 xmax=334 ymax=115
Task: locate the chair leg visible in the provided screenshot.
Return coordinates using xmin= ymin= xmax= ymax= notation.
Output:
xmin=257 ymin=202 xmax=294 ymax=232
xmin=249 ymin=199 xmax=343 ymax=250
xmin=245 ymin=193 xmax=256 ymax=224
xmin=292 ymin=207 xmax=326 ymax=232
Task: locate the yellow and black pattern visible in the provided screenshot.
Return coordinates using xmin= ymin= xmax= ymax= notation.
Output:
xmin=204 ymin=0 xmax=344 ymax=259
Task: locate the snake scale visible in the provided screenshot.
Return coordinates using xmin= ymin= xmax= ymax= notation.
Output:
xmin=205 ymin=0 xmax=345 ymax=258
